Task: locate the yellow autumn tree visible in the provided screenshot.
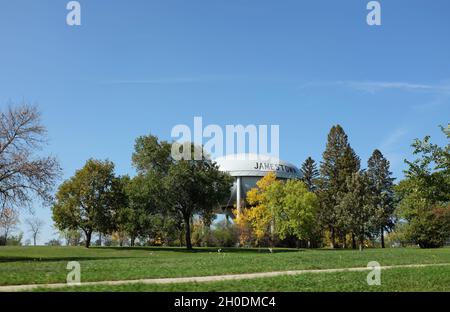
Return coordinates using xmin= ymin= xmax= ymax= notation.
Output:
xmin=234 ymin=172 xmax=319 ymax=247
xmin=233 ymin=206 xmax=253 ymax=246
xmin=235 ymin=172 xmax=279 ymax=246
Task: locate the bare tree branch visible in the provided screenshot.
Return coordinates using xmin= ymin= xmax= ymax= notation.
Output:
xmin=26 ymin=217 xmax=44 ymax=246
xmin=0 ymin=103 xmax=61 ymax=211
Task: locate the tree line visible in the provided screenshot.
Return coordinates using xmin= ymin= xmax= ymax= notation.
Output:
xmin=51 ymin=124 xmax=450 ymax=250
xmin=299 ymin=124 xmax=449 ymax=249
xmin=1 ymin=103 xmax=449 ymax=249
xmin=52 ymin=138 xmax=233 ymax=249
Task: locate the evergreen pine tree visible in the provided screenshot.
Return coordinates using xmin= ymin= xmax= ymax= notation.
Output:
xmin=367 ymin=149 xmax=395 ymax=248
xmin=301 ymin=157 xmax=319 ymax=192
xmin=339 ymin=171 xmax=374 ymax=251
xmin=319 ymin=125 xmax=360 ymax=248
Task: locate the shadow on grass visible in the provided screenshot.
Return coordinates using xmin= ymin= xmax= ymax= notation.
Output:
xmin=97 ymin=246 xmax=304 ymax=254
xmin=0 ymin=256 xmax=137 ymax=263
xmin=0 ymin=247 xmax=303 ymax=262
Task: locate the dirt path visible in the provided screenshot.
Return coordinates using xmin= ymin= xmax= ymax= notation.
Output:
xmin=1 ymin=263 xmax=449 ymax=292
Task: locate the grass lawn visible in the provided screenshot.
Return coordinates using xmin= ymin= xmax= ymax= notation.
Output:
xmin=33 ymin=265 xmax=450 ymax=292
xmin=1 ymin=246 xmax=449 ymax=291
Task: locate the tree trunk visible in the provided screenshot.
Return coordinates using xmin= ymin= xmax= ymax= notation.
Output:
xmin=99 ymin=233 xmax=102 ymax=246
xmin=131 ymin=236 xmax=135 ymax=247
xmin=184 ymin=215 xmax=192 ymax=250
xmin=380 ymin=227 xmax=385 ymax=248
xmin=351 ymin=233 xmax=357 ymax=249
xmin=359 ymin=237 xmax=364 ymax=252
xmin=179 ymin=230 xmax=184 ymax=247
xmin=85 ymin=230 xmax=92 ymax=248
xmin=33 ymin=235 xmax=37 ymax=246
xmin=330 ymin=226 xmax=335 ymax=249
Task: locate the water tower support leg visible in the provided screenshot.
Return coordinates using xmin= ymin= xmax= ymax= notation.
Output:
xmin=236 ymin=177 xmax=242 ymax=215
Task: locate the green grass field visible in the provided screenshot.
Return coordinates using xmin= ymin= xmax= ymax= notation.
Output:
xmin=1 ymin=246 xmax=449 ymax=291
xmin=34 ymin=266 xmax=450 ymax=292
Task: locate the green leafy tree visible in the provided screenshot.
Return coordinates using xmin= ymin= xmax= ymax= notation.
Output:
xmin=318 ymin=125 xmax=360 ymax=248
xmin=300 ymin=157 xmax=319 ymax=192
xmin=367 ymin=149 xmax=396 ymax=248
xmin=396 ymin=125 xmax=450 ymax=248
xmin=118 ymin=174 xmax=165 ymax=246
xmin=130 ymin=135 xmax=183 ymax=246
xmin=52 ymin=159 xmax=125 ymax=248
xmin=405 ymin=124 xmax=450 ymax=202
xmin=267 ymin=179 xmax=318 ymax=243
xmin=157 ymin=213 xmax=184 ymax=246
xmin=131 ymin=135 xmax=233 ymax=250
xmin=132 ymin=135 xmax=173 ymax=175
xmin=404 ymin=204 xmax=450 ymax=248
xmin=58 ymin=229 xmax=83 ymax=246
xmin=163 ymin=157 xmax=233 ymax=249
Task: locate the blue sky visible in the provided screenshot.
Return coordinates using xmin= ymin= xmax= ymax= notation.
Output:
xmin=0 ymin=0 xmax=449 ymax=244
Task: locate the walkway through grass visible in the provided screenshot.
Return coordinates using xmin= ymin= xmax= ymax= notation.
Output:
xmin=32 ymin=265 xmax=450 ymax=292
xmin=0 ymin=262 xmax=448 ymax=292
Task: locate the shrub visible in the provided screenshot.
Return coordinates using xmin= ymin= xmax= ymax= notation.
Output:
xmin=46 ymin=239 xmax=62 ymax=246
xmin=406 ymin=206 xmax=450 ymax=248
xmin=4 ymin=233 xmax=23 ymax=246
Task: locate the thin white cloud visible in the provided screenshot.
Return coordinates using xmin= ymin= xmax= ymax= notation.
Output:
xmin=301 ymin=80 xmax=450 ymax=94
xmin=101 ymin=74 xmax=285 ymax=85
xmin=379 ymin=128 xmax=408 ymax=152
xmin=378 ymin=128 xmax=409 ymax=177
xmin=412 ymin=96 xmax=449 ymax=112
xmin=104 ymin=77 xmax=215 ymax=85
